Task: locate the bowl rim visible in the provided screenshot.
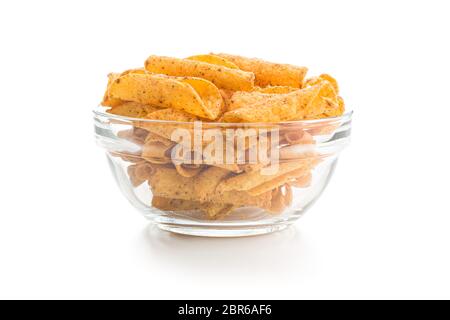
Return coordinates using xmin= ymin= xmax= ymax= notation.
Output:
xmin=93 ymin=105 xmax=353 ymax=126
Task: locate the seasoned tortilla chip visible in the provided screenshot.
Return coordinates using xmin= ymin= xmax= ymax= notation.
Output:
xmin=304 ymin=74 xmax=339 ymax=94
xmin=136 ymin=108 xmax=197 ymax=142
xmin=247 ymin=167 xmax=310 ymax=196
xmin=217 ymin=159 xmax=316 ymax=192
xmin=142 ymin=140 xmax=172 ymax=160
xmin=227 ymin=91 xmax=276 ymax=111
xmin=108 ymin=73 xmax=222 ymax=119
xmin=289 ymin=172 xmax=312 ymax=188
xmin=151 ymin=197 xmax=234 ymax=219
xmin=255 ymin=86 xmax=298 ymax=94
xmin=187 ymin=54 xmax=239 ymax=69
xmin=269 ymin=185 xmax=293 ymax=213
xmin=282 ymin=130 xmax=314 ymax=145
xmin=147 ymin=166 xmax=271 ymax=208
xmin=175 ymin=164 xmax=203 ymax=178
xmin=101 ymin=73 xmax=123 ymax=107
xmin=128 ymin=162 xmax=154 ymax=187
xmin=107 ymin=102 xmax=160 ymax=118
xmin=323 ymin=95 xmax=345 ymax=117
xmin=215 ymin=53 xmax=307 ymax=88
xmin=145 ymin=55 xmax=255 ymax=91
xmin=221 ymin=84 xmax=321 ymax=122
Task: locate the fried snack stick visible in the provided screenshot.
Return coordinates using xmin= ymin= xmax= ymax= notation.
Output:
xmin=145 ymin=55 xmax=255 ymax=91
xmin=107 ymin=102 xmax=160 ymax=118
xmin=269 ymin=185 xmax=293 ymax=213
xmin=217 ymin=158 xmax=317 ymax=193
xmin=255 ymin=86 xmax=298 ymax=94
xmin=247 ymin=168 xmax=311 ymax=196
xmin=136 ymin=108 xmax=198 ymax=142
xmin=221 ymin=84 xmax=322 ymax=122
xmin=147 ymin=166 xmax=272 ymax=208
xmin=187 ymin=54 xmax=239 ymax=69
xmin=101 ymin=73 xmax=123 ymax=107
xmin=215 ymin=53 xmax=308 ymax=88
xmin=108 ymin=73 xmax=223 ymax=120
xmin=151 ymin=197 xmax=234 ymax=219
xmin=128 ymin=161 xmax=155 ymax=187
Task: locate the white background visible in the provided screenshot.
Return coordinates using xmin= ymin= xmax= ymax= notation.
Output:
xmin=0 ymin=0 xmax=449 ymax=299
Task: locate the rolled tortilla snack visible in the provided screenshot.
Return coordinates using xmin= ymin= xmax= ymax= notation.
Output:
xmin=142 ymin=141 xmax=172 ymax=159
xmin=215 ymin=53 xmax=308 ymax=88
xmin=147 ymin=166 xmax=272 ymax=208
xmin=175 ymin=164 xmax=203 ymax=178
xmin=247 ymin=167 xmax=311 ymax=196
xmin=269 ymin=185 xmax=293 ymax=213
xmin=128 ymin=161 xmax=155 ymax=187
xmin=108 ymin=73 xmax=223 ymax=119
xmin=255 ymin=85 xmax=298 ymax=94
xmin=101 ymin=73 xmax=123 ymax=107
xmin=107 ymin=102 xmax=160 ymax=118
xmin=221 ymin=84 xmax=321 ymax=122
xmin=217 ymin=158 xmax=317 ymax=192
xmin=145 ymin=55 xmax=255 ymax=91
xmin=227 ymin=91 xmax=278 ymax=111
xmin=289 ymin=172 xmax=312 ymax=188
xmin=151 ymin=197 xmax=234 ymax=219
xmin=282 ymin=130 xmax=314 ymax=145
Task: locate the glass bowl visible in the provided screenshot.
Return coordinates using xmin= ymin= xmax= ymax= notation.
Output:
xmin=94 ymin=106 xmax=352 ymax=237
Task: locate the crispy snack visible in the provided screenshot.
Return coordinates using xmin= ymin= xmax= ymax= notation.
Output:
xmin=221 ymin=84 xmax=321 ymax=122
xmin=269 ymin=185 xmax=293 ymax=213
xmin=255 ymin=85 xmax=298 ymax=94
xmin=304 ymin=74 xmax=339 ymax=94
xmin=101 ymin=73 xmax=123 ymax=107
xmin=108 ymin=73 xmax=223 ymax=119
xmin=217 ymin=159 xmax=316 ymax=193
xmin=147 ymin=166 xmax=272 ymax=208
xmin=215 ymin=53 xmax=308 ymax=88
xmin=151 ymin=197 xmax=234 ymax=219
xmin=128 ymin=161 xmax=155 ymax=187
xmin=144 ymin=55 xmax=255 ymax=91
xmin=107 ymin=102 xmax=160 ymax=118
xmin=175 ymin=164 xmax=203 ymax=178
xmin=227 ymin=91 xmax=276 ymax=111
xmin=187 ymin=54 xmax=239 ymax=69
xmin=101 ymin=53 xmax=347 ymax=220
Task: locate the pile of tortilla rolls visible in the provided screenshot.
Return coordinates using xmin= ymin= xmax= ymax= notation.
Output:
xmin=101 ymin=53 xmax=345 ymax=219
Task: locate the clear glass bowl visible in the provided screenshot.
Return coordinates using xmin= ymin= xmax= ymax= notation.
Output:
xmin=94 ymin=106 xmax=352 ymax=237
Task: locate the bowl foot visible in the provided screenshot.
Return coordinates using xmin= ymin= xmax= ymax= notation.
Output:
xmin=156 ymin=223 xmax=289 ymax=237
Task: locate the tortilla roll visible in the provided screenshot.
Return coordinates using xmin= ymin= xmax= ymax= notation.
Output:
xmin=109 ymin=73 xmax=223 ymax=119
xmin=221 ymin=84 xmax=321 ymax=122
xmin=145 ymin=55 xmax=255 ymax=91
xmin=187 ymin=54 xmax=239 ymax=69
xmin=175 ymin=164 xmax=203 ymax=178
xmin=227 ymin=91 xmax=277 ymax=111
xmin=142 ymin=140 xmax=172 ymax=159
xmin=136 ymin=108 xmax=197 ymax=142
xmin=283 ymin=131 xmax=314 ymax=145
xmin=215 ymin=53 xmax=308 ymax=88
xmin=269 ymin=185 xmax=293 ymax=213
xmin=255 ymin=86 xmax=298 ymax=94
xmin=217 ymin=158 xmax=316 ymax=192
xmin=289 ymin=172 xmax=312 ymax=188
xmin=147 ymin=166 xmax=271 ymax=208
xmin=151 ymin=197 xmax=234 ymax=219
xmin=128 ymin=162 xmax=155 ymax=187
xmin=101 ymin=73 xmax=123 ymax=107
xmin=247 ymin=168 xmax=310 ymax=196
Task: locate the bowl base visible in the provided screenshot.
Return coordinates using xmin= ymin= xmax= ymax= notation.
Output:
xmin=156 ymin=223 xmax=289 ymax=237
